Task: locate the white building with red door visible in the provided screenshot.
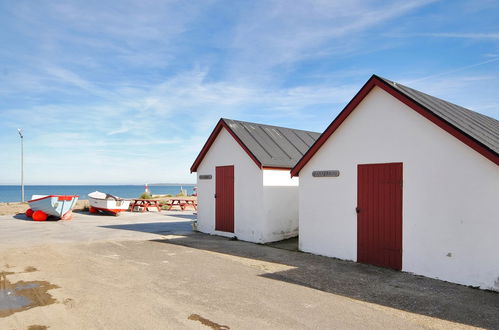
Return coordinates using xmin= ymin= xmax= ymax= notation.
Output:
xmin=291 ymin=75 xmax=499 ymax=291
xmin=191 ymin=118 xmax=320 ymax=243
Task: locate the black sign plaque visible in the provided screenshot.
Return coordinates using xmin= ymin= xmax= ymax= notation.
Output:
xmin=312 ymin=170 xmax=340 ymax=177
xmin=199 ymin=174 xmax=212 ymax=180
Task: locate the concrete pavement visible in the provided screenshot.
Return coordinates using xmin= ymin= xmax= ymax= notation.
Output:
xmin=0 ymin=210 xmax=194 ymax=249
xmin=0 ymin=211 xmax=497 ymax=329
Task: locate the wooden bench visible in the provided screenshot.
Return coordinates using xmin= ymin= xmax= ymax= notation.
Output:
xmin=165 ymin=198 xmax=197 ymax=211
xmin=129 ymin=199 xmax=162 ymax=212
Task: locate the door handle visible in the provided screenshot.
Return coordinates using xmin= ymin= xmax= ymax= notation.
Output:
xmin=356 ymin=207 xmax=360 ymax=214
xmin=214 ymin=194 xmax=217 ymax=198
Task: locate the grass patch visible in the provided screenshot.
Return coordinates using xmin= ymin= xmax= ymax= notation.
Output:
xmin=139 ymin=192 xmax=152 ymax=199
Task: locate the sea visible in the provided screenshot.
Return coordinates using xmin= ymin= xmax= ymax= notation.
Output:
xmin=0 ymin=185 xmax=196 ymax=203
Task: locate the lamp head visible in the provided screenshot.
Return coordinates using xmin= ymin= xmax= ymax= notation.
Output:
xmin=17 ymin=128 xmax=23 ymax=138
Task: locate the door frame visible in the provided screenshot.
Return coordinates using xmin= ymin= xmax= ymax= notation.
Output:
xmin=215 ymin=165 xmax=235 ymax=233
xmin=357 ymin=162 xmax=403 ymax=270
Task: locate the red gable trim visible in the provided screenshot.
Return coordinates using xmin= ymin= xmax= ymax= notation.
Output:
xmin=375 ymin=78 xmax=499 ymax=166
xmin=290 ymin=78 xmax=377 ymax=177
xmin=190 ymin=119 xmax=262 ymax=172
xmin=291 ymin=76 xmax=499 ymax=177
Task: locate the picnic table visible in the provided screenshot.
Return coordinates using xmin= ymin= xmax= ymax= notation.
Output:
xmin=129 ymin=199 xmax=162 ymax=212
xmin=165 ymin=198 xmax=197 ymax=211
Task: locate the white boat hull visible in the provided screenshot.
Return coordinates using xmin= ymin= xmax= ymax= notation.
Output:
xmin=28 ymin=195 xmax=79 ymax=218
xmin=88 ymin=191 xmax=130 ymax=215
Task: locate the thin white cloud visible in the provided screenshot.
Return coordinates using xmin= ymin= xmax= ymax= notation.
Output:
xmin=0 ymin=64 xmax=361 ymax=184
xmin=228 ymin=0 xmax=438 ymax=79
xmin=409 ymin=32 xmax=499 ymax=39
xmin=2 ymin=0 xmax=498 ymax=185
xmin=41 ymin=64 xmax=116 ymax=99
xmin=404 ymin=58 xmax=499 ymax=84
xmin=386 ymin=73 xmax=499 ymax=120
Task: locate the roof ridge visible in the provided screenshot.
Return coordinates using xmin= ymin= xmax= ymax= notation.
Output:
xmin=216 ymin=118 xmax=321 ymax=168
xmin=222 ymin=117 xmax=320 ymax=135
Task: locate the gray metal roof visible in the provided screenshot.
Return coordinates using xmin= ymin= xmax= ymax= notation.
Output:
xmin=377 ymin=75 xmax=499 ymax=155
xmin=222 ymin=118 xmax=321 ymax=168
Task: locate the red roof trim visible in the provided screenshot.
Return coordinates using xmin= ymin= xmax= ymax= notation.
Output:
xmin=291 ymin=76 xmax=499 ymax=176
xmin=291 ymin=78 xmax=377 ymax=177
xmin=28 ymin=195 xmax=79 ymax=203
xmin=375 ymin=78 xmax=499 ymax=166
xmin=190 ymin=119 xmax=262 ymax=172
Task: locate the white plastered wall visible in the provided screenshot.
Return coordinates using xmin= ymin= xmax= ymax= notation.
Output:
xmin=299 ymin=86 xmax=499 ymax=291
xmin=262 ymin=170 xmax=299 ymax=242
xmin=196 ymin=128 xmax=265 ymax=242
xmin=196 ymin=128 xmax=301 ymax=243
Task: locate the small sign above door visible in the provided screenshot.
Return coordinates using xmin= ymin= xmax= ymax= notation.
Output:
xmin=312 ymin=170 xmax=340 ymax=177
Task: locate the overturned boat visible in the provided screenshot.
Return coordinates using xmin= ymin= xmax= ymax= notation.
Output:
xmin=88 ymin=191 xmax=130 ymax=215
xmin=27 ymin=195 xmax=79 ymax=220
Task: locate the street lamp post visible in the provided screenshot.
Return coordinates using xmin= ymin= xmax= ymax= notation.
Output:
xmin=17 ymin=129 xmax=24 ymax=202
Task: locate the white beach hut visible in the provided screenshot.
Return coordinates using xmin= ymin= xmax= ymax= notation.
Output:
xmin=191 ymin=118 xmax=320 ymax=243
xmin=291 ymin=75 xmax=499 ymax=291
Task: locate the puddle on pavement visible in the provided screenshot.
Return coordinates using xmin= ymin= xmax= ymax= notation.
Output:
xmin=28 ymin=325 xmax=48 ymax=330
xmin=188 ymin=313 xmax=230 ymax=330
xmin=0 ymin=271 xmax=59 ymax=318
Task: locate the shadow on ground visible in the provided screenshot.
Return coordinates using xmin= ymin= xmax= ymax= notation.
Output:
xmin=12 ymin=214 xmax=59 ymax=222
xmin=153 ymin=233 xmax=499 ymax=329
xmin=99 ymin=221 xmax=193 ymax=235
xmin=266 ymin=237 xmax=298 ymax=251
xmin=73 ymin=210 xmax=138 ymax=217
xmin=164 ymin=213 xmax=197 ymax=221
xmin=73 ymin=210 xmax=89 ymax=214
xmin=13 ymin=214 xmax=31 ymax=221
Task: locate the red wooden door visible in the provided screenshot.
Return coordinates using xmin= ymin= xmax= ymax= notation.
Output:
xmin=215 ymin=165 xmax=234 ymax=233
xmin=357 ymin=163 xmax=403 ymax=270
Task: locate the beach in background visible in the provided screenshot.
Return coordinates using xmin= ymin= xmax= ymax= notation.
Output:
xmin=0 ymin=185 xmax=195 ymax=203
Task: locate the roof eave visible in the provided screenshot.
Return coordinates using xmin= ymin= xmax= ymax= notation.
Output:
xmin=262 ymin=166 xmax=293 ymax=170
xmin=291 ymin=75 xmax=378 ymax=177
xmin=190 ymin=119 xmax=263 ymax=173
xmin=291 ymin=75 xmax=499 ymax=176
xmin=374 ymin=77 xmax=499 ymax=166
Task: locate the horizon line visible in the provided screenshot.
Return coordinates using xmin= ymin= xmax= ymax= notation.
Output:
xmin=0 ymin=183 xmax=197 ymax=186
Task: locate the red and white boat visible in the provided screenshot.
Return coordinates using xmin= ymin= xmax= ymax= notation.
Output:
xmin=27 ymin=195 xmax=79 ymax=220
xmin=88 ymin=191 xmax=130 ymax=216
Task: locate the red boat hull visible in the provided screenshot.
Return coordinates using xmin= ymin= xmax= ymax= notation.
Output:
xmin=90 ymin=206 xmax=126 ymax=216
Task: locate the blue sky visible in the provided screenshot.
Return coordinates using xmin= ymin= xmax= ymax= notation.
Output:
xmin=0 ymin=0 xmax=498 ymax=184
